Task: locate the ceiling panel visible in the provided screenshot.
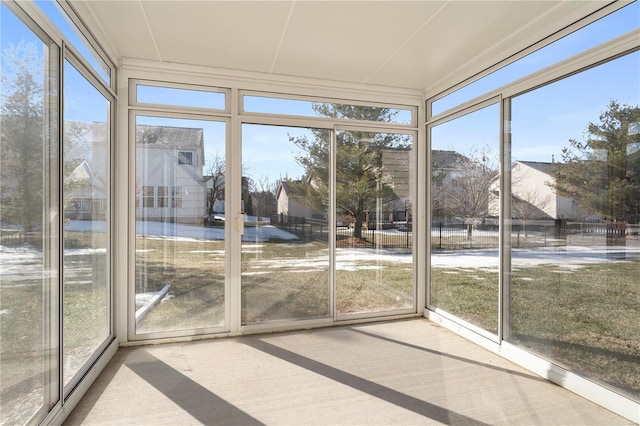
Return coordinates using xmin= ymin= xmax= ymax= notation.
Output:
xmin=82 ymin=1 xmax=159 ymax=62
xmin=273 ymin=1 xmax=445 ymax=84
xmin=367 ymin=1 xmax=563 ymax=90
xmin=141 ymin=1 xmax=293 ymax=73
xmin=72 ymin=0 xmax=613 ymax=93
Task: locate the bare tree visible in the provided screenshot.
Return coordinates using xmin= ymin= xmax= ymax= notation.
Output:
xmin=250 ymin=175 xmax=277 ymax=218
xmin=512 ymin=188 xmax=552 ymax=238
xmin=204 ymin=152 xmax=225 ymax=215
xmin=432 ymin=145 xmax=498 ymax=239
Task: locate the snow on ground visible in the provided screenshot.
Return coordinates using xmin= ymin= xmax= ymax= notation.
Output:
xmin=3 ymin=221 xmax=639 ymax=284
xmin=134 ymin=220 xmax=297 ymax=242
xmin=65 ymin=220 xmax=298 ymax=242
xmin=432 ymin=245 xmax=640 ymax=271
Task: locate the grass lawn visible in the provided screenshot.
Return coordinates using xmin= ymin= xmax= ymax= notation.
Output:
xmin=432 ymin=260 xmax=639 ymax=399
xmin=3 ymin=230 xmax=637 ymax=423
xmin=431 ymin=268 xmax=499 ymax=333
xmin=135 ymin=237 xmax=226 ymax=333
xmin=135 ymin=237 xmax=414 ymax=326
xmin=510 ymin=261 xmax=639 ymax=399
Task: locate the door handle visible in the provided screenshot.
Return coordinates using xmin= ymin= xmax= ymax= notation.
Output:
xmin=234 ymin=213 xmax=244 ymax=235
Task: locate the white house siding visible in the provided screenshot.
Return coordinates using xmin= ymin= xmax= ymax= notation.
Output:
xmin=511 ymin=162 xmax=557 ymax=219
xmin=490 ymin=161 xmax=584 ymax=220
xmin=135 ymin=125 xmax=206 ymax=224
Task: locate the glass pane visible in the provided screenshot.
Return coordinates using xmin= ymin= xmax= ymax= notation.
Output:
xmin=430 ymin=104 xmax=500 ymax=334
xmin=63 ymin=60 xmax=110 ymax=387
xmin=1 ymin=4 xmax=59 ymax=423
xmin=137 ymin=84 xmax=226 ymax=110
xmin=432 ymin=2 xmax=640 ymax=115
xmin=509 ymin=51 xmax=640 ymax=401
xmin=244 ymin=95 xmax=413 ymax=125
xmin=35 ymin=1 xmax=110 ymax=85
xmin=335 ymin=130 xmax=414 ymax=316
xmin=135 ymin=116 xmax=227 ymax=334
xmin=241 ymin=124 xmax=330 ymax=324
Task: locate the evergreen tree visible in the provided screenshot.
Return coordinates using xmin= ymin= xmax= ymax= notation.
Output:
xmin=291 ymin=104 xmax=409 ymax=238
xmin=553 ymin=101 xmax=640 ymax=225
xmin=0 ymin=42 xmax=45 ymax=241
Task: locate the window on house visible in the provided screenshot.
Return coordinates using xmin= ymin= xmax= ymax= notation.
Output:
xmin=171 ymin=186 xmax=182 ymax=208
xmin=178 ymin=151 xmax=192 ymax=165
xmin=143 ymin=186 xmax=155 ymax=207
xmin=157 ymin=186 xmax=168 ymax=207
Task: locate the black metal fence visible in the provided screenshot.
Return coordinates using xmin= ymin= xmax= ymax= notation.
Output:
xmin=432 ymin=220 xmax=635 ymax=250
xmin=273 ymin=214 xmax=413 ymax=248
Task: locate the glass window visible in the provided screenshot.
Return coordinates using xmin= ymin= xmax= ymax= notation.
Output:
xmin=35 ymin=0 xmax=111 ymax=85
xmin=157 ymin=186 xmax=168 ymax=208
xmin=241 ymin=124 xmax=331 ymax=324
xmin=136 ymin=84 xmax=226 ymax=111
xmin=509 ymin=51 xmax=640 ymax=401
xmin=430 ymin=103 xmax=500 ymax=335
xmin=432 ymin=2 xmax=640 ymax=116
xmin=171 ymin=186 xmax=183 ymax=208
xmin=335 ymin=129 xmax=415 ymax=316
xmin=178 ymin=151 xmax=193 ymax=165
xmin=135 ymin=115 xmax=227 ymax=334
xmin=143 ymin=186 xmax=155 ymax=208
xmin=62 ymin=59 xmax=111 ymax=388
xmin=0 ymin=4 xmax=60 ymax=423
xmin=244 ymin=94 xmax=414 ymax=125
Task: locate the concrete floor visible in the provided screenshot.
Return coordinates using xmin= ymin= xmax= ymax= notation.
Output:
xmin=64 ymin=318 xmax=630 ymax=425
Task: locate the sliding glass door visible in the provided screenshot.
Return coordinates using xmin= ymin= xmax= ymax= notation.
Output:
xmin=335 ymin=129 xmax=415 ymax=317
xmin=62 ymin=58 xmax=111 ymax=390
xmin=0 ymin=6 xmax=59 ymax=422
xmin=429 ymin=103 xmax=500 ymax=336
xmin=134 ymin=114 xmax=228 ymax=336
xmin=241 ymin=124 xmax=331 ymax=325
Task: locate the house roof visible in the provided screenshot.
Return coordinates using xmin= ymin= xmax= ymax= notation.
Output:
xmin=516 ymin=160 xmax=554 ymax=174
xmin=68 ymin=159 xmax=93 ymax=181
xmin=431 ymin=150 xmax=471 ymax=169
xmin=277 ymin=180 xmax=307 ymax=201
xmin=136 ymin=125 xmax=204 ymax=150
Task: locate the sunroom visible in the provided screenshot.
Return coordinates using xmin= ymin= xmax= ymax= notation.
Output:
xmin=0 ymin=1 xmax=638 ymax=424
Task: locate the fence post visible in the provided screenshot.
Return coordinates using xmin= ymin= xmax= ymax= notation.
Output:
xmin=439 ymin=222 xmax=442 ymax=249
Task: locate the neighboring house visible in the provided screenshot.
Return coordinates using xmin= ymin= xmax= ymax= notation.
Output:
xmin=275 ymin=149 xmax=414 ymax=226
xmin=64 ymin=121 xmax=109 ymax=221
xmin=488 ymin=161 xmax=586 ymax=220
xmin=380 ymin=149 xmax=412 ymax=220
xmin=66 ymin=159 xmax=107 ymax=220
xmin=276 ymin=180 xmax=317 ymax=219
xmin=431 ymin=150 xmax=482 ymax=222
xmin=431 ymin=150 xmax=473 ymax=188
xmin=136 ymin=125 xmax=206 ymax=224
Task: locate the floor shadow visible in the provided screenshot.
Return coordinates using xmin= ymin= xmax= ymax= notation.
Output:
xmin=124 ymin=350 xmax=264 ymax=426
xmin=350 ymin=327 xmax=547 ymax=383
xmin=244 ymin=338 xmax=489 ymax=425
xmin=63 ymin=350 xmax=128 ymax=425
xmin=513 ymin=334 xmax=640 ymax=366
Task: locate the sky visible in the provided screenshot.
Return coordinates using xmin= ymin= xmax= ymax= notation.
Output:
xmin=2 ymin=1 xmax=639 ymax=183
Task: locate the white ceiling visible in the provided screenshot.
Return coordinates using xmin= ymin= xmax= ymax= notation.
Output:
xmin=70 ymin=0 xmax=610 ymax=95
